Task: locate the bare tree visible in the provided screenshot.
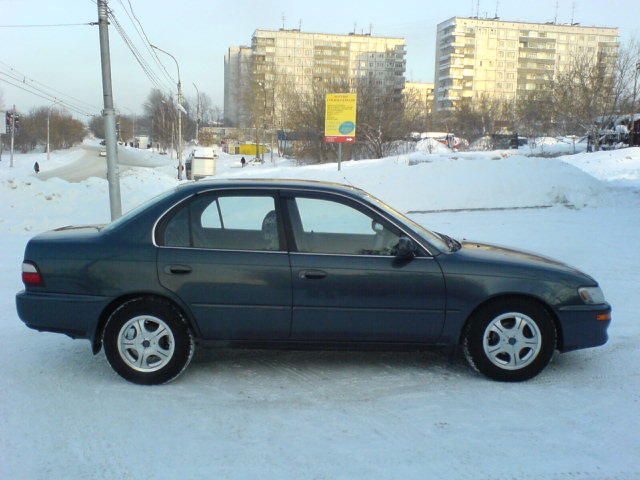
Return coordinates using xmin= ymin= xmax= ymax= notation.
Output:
xmin=356 ymin=80 xmax=415 ymax=159
xmin=282 ymin=79 xmax=350 ymax=162
xmin=13 ymin=107 xmax=85 ymax=152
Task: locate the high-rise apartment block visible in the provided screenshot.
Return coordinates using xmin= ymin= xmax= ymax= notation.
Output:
xmin=434 ymin=17 xmax=619 ymax=110
xmin=224 ymin=29 xmax=407 ymax=127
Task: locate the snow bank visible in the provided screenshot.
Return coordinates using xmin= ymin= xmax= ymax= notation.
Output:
xmin=558 ymin=147 xmax=640 ymax=187
xmin=219 ymin=153 xmax=610 ymax=212
xmin=3 ymin=145 xmax=637 ymax=234
xmin=0 ymin=167 xmax=177 ymax=233
xmin=415 ymin=138 xmax=452 ymax=154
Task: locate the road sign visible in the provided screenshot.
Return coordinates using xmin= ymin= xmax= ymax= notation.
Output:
xmin=324 ymin=93 xmax=357 ymax=143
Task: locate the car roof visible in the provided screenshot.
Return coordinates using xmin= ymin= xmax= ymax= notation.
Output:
xmin=177 ymin=178 xmax=368 ymax=197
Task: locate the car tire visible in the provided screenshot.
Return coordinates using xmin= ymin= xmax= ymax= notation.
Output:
xmin=462 ymin=298 xmax=556 ymax=382
xmin=103 ymin=297 xmax=195 ymax=385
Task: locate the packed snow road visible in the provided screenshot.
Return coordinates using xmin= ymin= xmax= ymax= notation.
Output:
xmin=38 ymin=144 xmax=172 ymax=182
xmin=1 ymin=203 xmax=638 ymax=479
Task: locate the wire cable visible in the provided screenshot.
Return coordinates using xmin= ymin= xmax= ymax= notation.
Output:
xmin=0 ymin=60 xmax=101 ymax=111
xmin=0 ymin=76 xmax=95 ymax=117
xmin=108 ymin=10 xmax=170 ymax=91
xmin=0 ymin=22 xmax=95 ymax=28
xmin=118 ymin=0 xmax=176 ymax=85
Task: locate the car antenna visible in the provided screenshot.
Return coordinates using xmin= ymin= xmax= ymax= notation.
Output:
xmin=342 ymin=176 xmax=357 ymax=188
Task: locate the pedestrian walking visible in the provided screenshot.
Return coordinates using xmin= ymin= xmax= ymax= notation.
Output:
xmin=34 ymin=161 xmax=40 ymax=174
xmin=240 ymin=156 xmax=246 ymax=168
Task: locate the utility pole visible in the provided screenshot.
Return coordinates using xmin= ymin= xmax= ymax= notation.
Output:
xmin=10 ymin=105 xmax=15 ymax=168
xmin=193 ymin=82 xmax=200 ymax=145
xmin=151 ymin=44 xmax=183 ymax=179
xmin=97 ymin=0 xmax=122 ymax=220
xmin=46 ymin=103 xmax=56 ymax=161
xmin=632 ymin=62 xmax=640 ymax=147
xmin=46 ymin=108 xmax=50 ymax=161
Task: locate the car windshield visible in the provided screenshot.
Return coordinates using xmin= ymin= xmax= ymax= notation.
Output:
xmin=101 ymin=188 xmax=178 ymax=232
xmin=362 ymin=192 xmax=449 ymax=253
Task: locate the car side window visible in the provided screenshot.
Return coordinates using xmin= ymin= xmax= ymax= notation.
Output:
xmin=162 ymin=194 xmax=281 ymax=251
xmin=289 ymin=196 xmax=401 ymax=256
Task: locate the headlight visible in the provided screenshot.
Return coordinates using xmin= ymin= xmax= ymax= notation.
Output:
xmin=578 ymin=286 xmax=605 ymax=305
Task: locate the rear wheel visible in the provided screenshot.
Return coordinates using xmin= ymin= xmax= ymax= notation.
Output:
xmin=103 ymin=297 xmax=194 ymax=385
xmin=463 ymin=299 xmax=556 ymax=382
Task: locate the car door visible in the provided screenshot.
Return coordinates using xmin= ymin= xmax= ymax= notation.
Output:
xmin=156 ymin=190 xmax=292 ymax=340
xmin=283 ymin=192 xmax=446 ymax=343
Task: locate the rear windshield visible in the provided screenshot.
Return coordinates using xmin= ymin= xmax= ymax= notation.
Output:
xmin=102 ymin=188 xmax=177 ymax=232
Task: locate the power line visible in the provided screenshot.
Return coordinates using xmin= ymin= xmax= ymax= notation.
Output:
xmin=0 ymin=60 xmax=101 ymax=111
xmin=0 ymin=76 xmax=95 ymax=117
xmin=107 ymin=9 xmax=171 ymax=91
xmin=86 ymin=0 xmax=169 ymax=91
xmin=0 ymin=69 xmax=96 ymax=116
xmin=0 ymin=22 xmax=95 ymax=28
xmin=118 ymin=0 xmax=176 ymax=85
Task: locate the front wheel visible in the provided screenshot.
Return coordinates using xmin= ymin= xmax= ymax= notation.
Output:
xmin=103 ymin=297 xmax=195 ymax=385
xmin=462 ymin=299 xmax=556 ymax=382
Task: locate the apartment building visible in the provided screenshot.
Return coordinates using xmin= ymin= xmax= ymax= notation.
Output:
xmin=223 ymin=46 xmax=253 ymax=127
xmin=224 ymin=29 xmax=407 ymax=127
xmin=404 ymin=81 xmax=435 ymax=113
xmin=434 ymin=17 xmax=619 ymax=110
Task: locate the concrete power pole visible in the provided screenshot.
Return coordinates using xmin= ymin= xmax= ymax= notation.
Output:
xmin=193 ymin=82 xmax=200 ymax=145
xmin=151 ymin=44 xmax=183 ymax=180
xmin=177 ymin=83 xmax=183 ymax=178
xmin=10 ymin=104 xmax=15 ymax=168
xmin=46 ymin=103 xmax=55 ymax=161
xmin=97 ymin=0 xmax=122 ymax=220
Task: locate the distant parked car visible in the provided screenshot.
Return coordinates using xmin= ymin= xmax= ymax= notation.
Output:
xmin=16 ymin=180 xmax=611 ymax=385
xmin=99 ymin=149 xmax=107 ymax=157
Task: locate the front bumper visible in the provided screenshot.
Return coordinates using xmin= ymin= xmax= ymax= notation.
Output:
xmin=557 ymin=303 xmax=611 ymax=352
xmin=16 ymin=290 xmax=110 ymax=341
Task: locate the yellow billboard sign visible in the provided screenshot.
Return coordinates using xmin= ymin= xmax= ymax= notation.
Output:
xmin=324 ymin=93 xmax=357 ymax=143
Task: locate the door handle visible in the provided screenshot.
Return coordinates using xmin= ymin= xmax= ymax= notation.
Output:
xmin=299 ymin=269 xmax=327 ymax=280
xmin=165 ymin=265 xmax=192 ymax=275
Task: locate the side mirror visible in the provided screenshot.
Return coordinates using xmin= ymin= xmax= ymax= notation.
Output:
xmin=395 ymin=237 xmax=417 ymax=259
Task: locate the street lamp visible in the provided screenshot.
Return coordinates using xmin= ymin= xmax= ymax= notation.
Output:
xmin=632 ymin=61 xmax=640 ymax=147
xmin=151 ymin=44 xmax=183 ymax=179
xmin=46 ymin=101 xmax=58 ymax=161
xmin=193 ymin=82 xmax=200 ymax=145
xmin=256 ymin=80 xmax=269 ymax=162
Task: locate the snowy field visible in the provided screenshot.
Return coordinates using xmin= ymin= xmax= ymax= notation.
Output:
xmin=1 ymin=144 xmax=639 ymax=479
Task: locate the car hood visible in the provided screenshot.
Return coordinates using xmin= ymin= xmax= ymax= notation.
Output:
xmin=450 ymin=240 xmax=596 ymax=284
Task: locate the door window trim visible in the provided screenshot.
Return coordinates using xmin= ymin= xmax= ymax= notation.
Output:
xmin=283 ymin=192 xmax=410 ymax=257
xmin=152 ymin=186 xmax=435 ymax=257
xmin=154 ymin=189 xmax=288 ymax=253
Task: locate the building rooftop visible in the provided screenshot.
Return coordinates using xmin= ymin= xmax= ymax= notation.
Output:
xmin=252 ymin=28 xmax=405 ymax=41
xmin=437 ymin=16 xmax=619 ymax=32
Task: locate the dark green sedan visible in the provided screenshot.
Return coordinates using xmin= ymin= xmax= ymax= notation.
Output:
xmin=16 ymin=180 xmax=611 ymax=384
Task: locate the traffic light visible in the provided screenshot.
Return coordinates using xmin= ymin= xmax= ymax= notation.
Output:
xmin=4 ymin=112 xmax=20 ymax=134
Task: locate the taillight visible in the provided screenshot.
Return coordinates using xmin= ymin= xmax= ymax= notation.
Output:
xmin=22 ymin=262 xmax=44 ymax=287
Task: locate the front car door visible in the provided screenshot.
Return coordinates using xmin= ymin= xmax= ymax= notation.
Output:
xmin=155 ymin=190 xmax=292 ymax=340
xmin=283 ymin=192 xmax=446 ymax=343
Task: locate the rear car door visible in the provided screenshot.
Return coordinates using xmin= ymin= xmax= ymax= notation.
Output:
xmin=156 ymin=190 xmax=292 ymax=340
xmin=284 ymin=192 xmax=446 ymax=343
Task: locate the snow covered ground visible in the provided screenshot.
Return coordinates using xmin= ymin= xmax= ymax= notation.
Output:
xmin=1 ymin=144 xmax=639 ymax=479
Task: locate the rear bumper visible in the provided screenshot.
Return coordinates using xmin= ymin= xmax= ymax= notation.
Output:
xmin=557 ymin=303 xmax=611 ymax=352
xmin=16 ymin=290 xmax=109 ymax=340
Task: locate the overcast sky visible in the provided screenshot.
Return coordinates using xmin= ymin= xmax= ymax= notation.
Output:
xmin=1 ymin=0 xmax=638 ymax=117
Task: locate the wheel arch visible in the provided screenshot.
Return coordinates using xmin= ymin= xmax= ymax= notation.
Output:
xmin=458 ymin=293 xmax=563 ymax=350
xmin=92 ymin=292 xmax=200 ymax=354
